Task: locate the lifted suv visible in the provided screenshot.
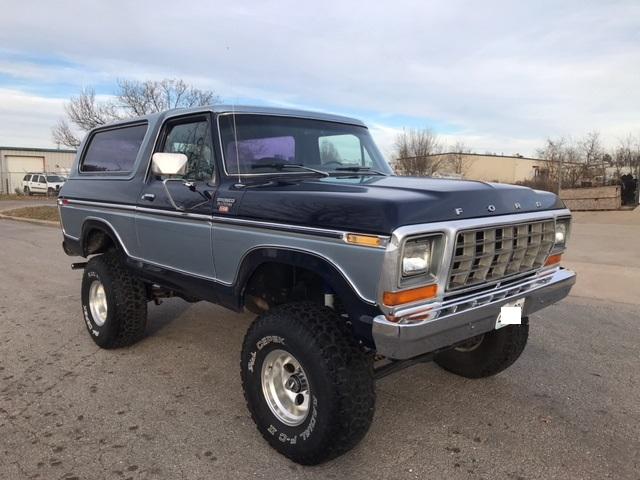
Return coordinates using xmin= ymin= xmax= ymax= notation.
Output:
xmin=58 ymin=105 xmax=576 ymax=464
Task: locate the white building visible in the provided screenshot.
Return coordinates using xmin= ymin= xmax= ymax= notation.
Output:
xmin=0 ymin=146 xmax=77 ymax=194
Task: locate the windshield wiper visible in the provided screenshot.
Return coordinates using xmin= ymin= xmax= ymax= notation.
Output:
xmin=251 ymin=163 xmax=329 ymax=177
xmin=334 ymin=166 xmax=388 ymax=175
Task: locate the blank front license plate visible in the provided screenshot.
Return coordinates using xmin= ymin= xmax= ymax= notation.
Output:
xmin=495 ymin=298 xmax=525 ymax=329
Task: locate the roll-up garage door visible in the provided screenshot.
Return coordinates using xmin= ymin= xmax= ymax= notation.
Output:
xmin=5 ymin=156 xmax=44 ymax=192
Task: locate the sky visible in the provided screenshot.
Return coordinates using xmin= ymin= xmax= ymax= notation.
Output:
xmin=0 ymin=0 xmax=639 ymax=158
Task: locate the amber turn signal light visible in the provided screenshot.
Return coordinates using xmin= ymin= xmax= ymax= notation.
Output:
xmin=545 ymin=253 xmax=562 ymax=267
xmin=383 ymin=284 xmax=438 ymax=306
xmin=345 ymin=233 xmax=384 ymax=248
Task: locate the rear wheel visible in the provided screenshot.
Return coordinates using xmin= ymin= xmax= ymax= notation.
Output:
xmin=24 ymin=187 xmax=31 ymax=196
xmin=81 ymin=251 xmax=148 ymax=348
xmin=241 ymin=302 xmax=375 ymax=465
xmin=434 ymin=321 xmax=529 ymax=378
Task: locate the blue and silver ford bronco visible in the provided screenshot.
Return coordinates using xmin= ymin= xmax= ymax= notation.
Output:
xmin=58 ymin=105 xmax=576 ymax=464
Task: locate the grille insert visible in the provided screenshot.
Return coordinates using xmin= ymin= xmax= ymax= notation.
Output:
xmin=447 ymin=220 xmax=555 ymax=291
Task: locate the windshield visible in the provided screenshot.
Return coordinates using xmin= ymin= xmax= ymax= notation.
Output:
xmin=46 ymin=175 xmax=65 ymax=182
xmin=219 ymin=114 xmax=393 ymax=176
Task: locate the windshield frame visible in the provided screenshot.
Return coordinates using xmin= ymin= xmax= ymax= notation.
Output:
xmin=216 ymin=112 xmax=393 ymax=178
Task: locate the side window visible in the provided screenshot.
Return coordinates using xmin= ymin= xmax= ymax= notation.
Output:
xmin=318 ymin=134 xmax=372 ymax=166
xmin=23 ymin=174 xmax=30 ymax=181
xmin=38 ymin=175 xmax=46 ymax=183
xmin=81 ymin=124 xmax=147 ymax=173
xmin=161 ymin=119 xmax=214 ymax=181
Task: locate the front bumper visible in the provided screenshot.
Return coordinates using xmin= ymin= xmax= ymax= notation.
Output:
xmin=372 ymin=267 xmax=576 ymax=359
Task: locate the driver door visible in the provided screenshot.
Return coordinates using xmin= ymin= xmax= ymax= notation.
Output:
xmin=135 ymin=113 xmax=217 ymax=279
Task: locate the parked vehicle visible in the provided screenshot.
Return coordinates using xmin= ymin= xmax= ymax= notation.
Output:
xmin=57 ymin=105 xmax=576 ymax=464
xmin=22 ymin=173 xmax=65 ymax=196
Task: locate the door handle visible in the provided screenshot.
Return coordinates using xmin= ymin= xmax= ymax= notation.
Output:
xmin=141 ymin=193 xmax=155 ymax=201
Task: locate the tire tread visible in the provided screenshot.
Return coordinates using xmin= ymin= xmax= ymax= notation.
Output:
xmin=85 ymin=252 xmax=147 ymax=348
xmin=241 ymin=302 xmax=375 ymax=464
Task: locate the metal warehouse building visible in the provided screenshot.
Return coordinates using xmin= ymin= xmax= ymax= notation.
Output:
xmin=0 ymin=146 xmax=77 ymax=194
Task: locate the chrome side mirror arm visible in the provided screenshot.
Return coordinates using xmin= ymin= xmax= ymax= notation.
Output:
xmin=162 ymin=179 xmax=210 ymax=212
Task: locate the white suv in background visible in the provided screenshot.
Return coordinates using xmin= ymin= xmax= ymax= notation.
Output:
xmin=22 ymin=173 xmax=66 ymax=196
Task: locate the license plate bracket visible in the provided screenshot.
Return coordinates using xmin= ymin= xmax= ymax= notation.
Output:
xmin=495 ymin=298 xmax=525 ymax=329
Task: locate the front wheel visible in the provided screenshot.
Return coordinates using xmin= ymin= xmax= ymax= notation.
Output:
xmin=241 ymin=302 xmax=375 ymax=465
xmin=81 ymin=252 xmax=148 ymax=348
xmin=434 ymin=321 xmax=529 ymax=378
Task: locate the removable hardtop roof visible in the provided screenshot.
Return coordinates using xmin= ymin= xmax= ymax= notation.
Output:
xmin=92 ymin=104 xmax=367 ymax=133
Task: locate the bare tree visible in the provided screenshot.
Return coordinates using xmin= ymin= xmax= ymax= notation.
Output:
xmin=536 ymin=137 xmax=567 ymax=192
xmin=392 ymin=128 xmax=443 ymax=176
xmin=580 ymin=131 xmax=603 ymax=165
xmin=52 ymin=79 xmax=219 ymax=148
xmin=537 ymin=133 xmax=610 ymax=190
xmin=446 ymin=141 xmax=473 ymax=175
xmin=613 ymin=135 xmax=634 ymax=179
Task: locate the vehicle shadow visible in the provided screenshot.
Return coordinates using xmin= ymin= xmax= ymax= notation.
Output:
xmin=144 ymin=297 xmax=193 ymax=336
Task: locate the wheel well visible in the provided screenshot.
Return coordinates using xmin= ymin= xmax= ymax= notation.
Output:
xmin=243 ymin=262 xmax=330 ymax=314
xmin=82 ymin=224 xmax=119 ymax=256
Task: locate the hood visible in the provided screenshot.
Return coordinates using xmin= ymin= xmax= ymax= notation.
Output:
xmin=232 ymin=175 xmax=564 ymax=234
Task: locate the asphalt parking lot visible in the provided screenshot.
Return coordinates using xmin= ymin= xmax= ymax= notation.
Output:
xmin=1 ymin=208 xmax=639 ymax=479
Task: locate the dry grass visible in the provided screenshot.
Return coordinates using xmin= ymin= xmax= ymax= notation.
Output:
xmin=2 ymin=206 xmax=60 ymax=223
xmin=0 ymin=194 xmax=53 ymax=201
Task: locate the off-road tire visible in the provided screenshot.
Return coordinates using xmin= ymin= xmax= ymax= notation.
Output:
xmin=241 ymin=302 xmax=375 ymax=465
xmin=81 ymin=251 xmax=148 ymax=348
xmin=434 ymin=321 xmax=529 ymax=378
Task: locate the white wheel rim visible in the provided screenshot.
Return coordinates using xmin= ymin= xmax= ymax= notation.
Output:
xmin=261 ymin=349 xmax=310 ymax=426
xmin=88 ymin=280 xmax=108 ymax=326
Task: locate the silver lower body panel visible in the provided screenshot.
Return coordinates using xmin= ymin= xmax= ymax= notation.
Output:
xmin=372 ymin=267 xmax=576 ymax=360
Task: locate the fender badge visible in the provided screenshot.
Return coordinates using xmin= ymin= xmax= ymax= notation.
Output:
xmin=487 ymin=205 xmax=496 ymax=212
xmin=514 ymin=202 xmax=521 ymax=210
xmin=216 ymin=197 xmax=236 ymax=213
xmin=455 ymin=208 xmax=464 ymax=215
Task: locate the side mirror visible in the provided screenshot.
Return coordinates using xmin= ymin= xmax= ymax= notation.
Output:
xmin=151 ymin=153 xmax=188 ymax=176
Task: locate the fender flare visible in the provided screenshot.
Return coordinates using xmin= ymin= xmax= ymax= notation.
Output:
xmin=80 ymin=219 xmax=124 ymax=256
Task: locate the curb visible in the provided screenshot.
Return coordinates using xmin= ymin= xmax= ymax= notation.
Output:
xmin=0 ymin=213 xmax=60 ymax=228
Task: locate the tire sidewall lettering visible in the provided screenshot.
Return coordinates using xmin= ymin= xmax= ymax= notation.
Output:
xmin=247 ymin=335 xmax=319 ymax=443
xmin=264 ymin=395 xmax=319 ymax=444
xmin=248 ymin=335 xmax=285 ymax=374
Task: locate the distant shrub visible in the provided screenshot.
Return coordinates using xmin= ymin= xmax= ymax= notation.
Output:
xmin=516 ymin=179 xmax=557 ymax=194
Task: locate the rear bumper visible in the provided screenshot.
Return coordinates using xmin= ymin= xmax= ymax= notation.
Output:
xmin=372 ymin=267 xmax=576 ymax=359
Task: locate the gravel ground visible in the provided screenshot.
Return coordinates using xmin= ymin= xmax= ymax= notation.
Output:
xmin=0 ymin=211 xmax=638 ymax=480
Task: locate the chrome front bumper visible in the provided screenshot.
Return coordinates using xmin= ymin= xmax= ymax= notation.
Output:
xmin=372 ymin=267 xmax=576 ymax=360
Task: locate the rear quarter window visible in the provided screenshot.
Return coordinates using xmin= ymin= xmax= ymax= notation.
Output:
xmin=80 ymin=123 xmax=147 ymax=173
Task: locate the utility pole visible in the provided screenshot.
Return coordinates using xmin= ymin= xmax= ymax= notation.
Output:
xmin=636 ymin=160 xmax=640 ymax=205
xmin=557 ymin=155 xmax=563 ymax=196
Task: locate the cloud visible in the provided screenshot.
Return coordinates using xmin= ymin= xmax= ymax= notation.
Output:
xmin=0 ymin=88 xmax=66 ymax=147
xmin=0 ymin=0 xmax=639 ymax=154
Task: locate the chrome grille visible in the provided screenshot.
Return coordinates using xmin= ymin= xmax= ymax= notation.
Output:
xmin=447 ymin=219 xmax=555 ymax=291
